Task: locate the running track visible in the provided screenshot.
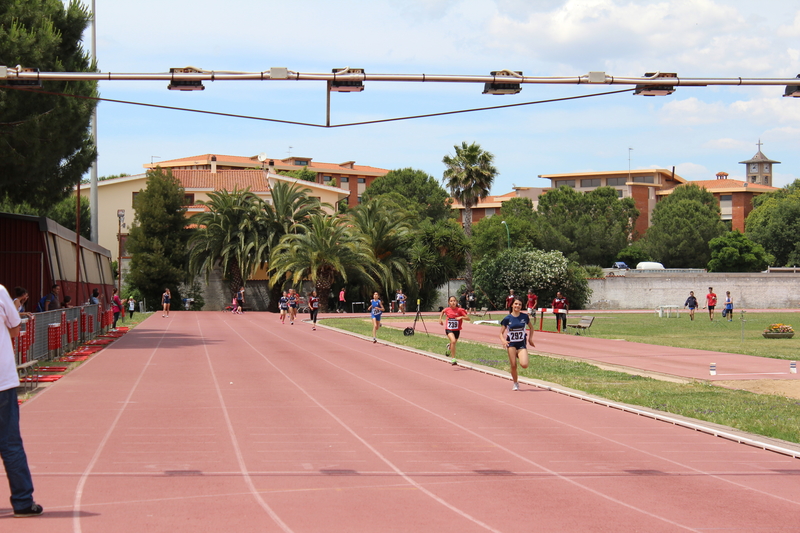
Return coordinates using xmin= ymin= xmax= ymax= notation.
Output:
xmin=4 ymin=311 xmax=800 ymax=532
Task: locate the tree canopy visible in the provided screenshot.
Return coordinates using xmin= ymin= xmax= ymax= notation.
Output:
xmin=126 ymin=168 xmax=189 ymax=308
xmin=473 ymin=249 xmax=592 ymax=310
xmin=746 ymin=180 xmax=800 ymax=267
xmin=536 ymin=186 xmax=639 ymax=267
xmin=471 ymin=197 xmax=541 ymax=259
xmin=643 ymin=184 xmax=726 ymax=268
xmin=361 ymin=167 xmax=453 ymax=223
xmin=0 ymin=0 xmax=98 ymax=209
xmin=707 ymin=230 xmax=773 ymax=272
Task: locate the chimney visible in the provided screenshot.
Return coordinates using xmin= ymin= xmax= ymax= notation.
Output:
xmin=211 ymin=155 xmax=217 ymax=174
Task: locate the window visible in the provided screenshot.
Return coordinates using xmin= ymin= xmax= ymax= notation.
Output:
xmin=633 ymin=176 xmax=655 ymax=184
xmin=484 ymin=208 xmax=496 ymax=217
xmin=751 ymin=176 xmax=757 ymax=183
xmin=607 ymin=177 xmax=627 ymax=186
xmin=184 ymin=193 xmax=195 ymax=205
xmin=132 ymin=192 xmax=139 ymax=206
xmin=294 ymin=160 xmax=308 ymax=166
xmin=719 ymin=194 xmax=732 ymax=221
xmin=340 ymin=177 xmax=349 ymax=184
xmin=763 ymin=164 xmax=770 ymax=173
xmin=615 ymin=189 xmax=624 ymax=198
xmin=559 ymin=180 xmax=576 ymax=188
xmin=323 ymin=175 xmax=332 ymax=183
xmin=357 ymin=196 xmax=362 ymax=204
xmin=357 ymin=177 xmax=366 ymax=184
xmin=580 ymin=178 xmax=601 ymax=188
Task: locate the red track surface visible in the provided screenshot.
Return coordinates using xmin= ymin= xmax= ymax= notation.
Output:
xmin=4 ymin=311 xmax=800 ymax=532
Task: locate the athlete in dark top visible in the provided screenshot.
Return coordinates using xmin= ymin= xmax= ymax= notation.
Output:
xmin=309 ymin=290 xmax=320 ymax=330
xmin=499 ymin=298 xmax=535 ymax=391
xmin=684 ymin=291 xmax=698 ymax=321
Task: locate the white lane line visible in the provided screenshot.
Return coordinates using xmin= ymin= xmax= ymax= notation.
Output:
xmin=72 ymin=318 xmax=170 ymax=533
xmin=225 ymin=318 xmax=504 ymax=533
xmin=196 ymin=314 xmax=295 ymax=533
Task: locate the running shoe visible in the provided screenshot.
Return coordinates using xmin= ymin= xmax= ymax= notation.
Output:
xmin=373 ymin=337 xmax=377 ymax=343
xmin=512 ymin=382 xmax=519 ymax=391
xmin=445 ymin=343 xmax=450 ymax=356
xmin=450 ymin=358 xmax=457 ymax=365
xmin=312 ymin=326 xmax=316 ymax=330
xmin=14 ymin=503 xmax=43 ymax=517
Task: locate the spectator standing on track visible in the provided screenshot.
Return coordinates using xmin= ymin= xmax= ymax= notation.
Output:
xmin=278 ymin=291 xmax=289 ymax=324
xmin=705 ymin=287 xmax=717 ymax=322
xmin=127 ymin=297 xmax=136 ymax=321
xmin=505 ymin=289 xmax=515 ymax=312
xmin=111 ymin=288 xmax=123 ymax=330
xmin=552 ymin=291 xmax=568 ymax=332
xmin=499 ymin=298 xmax=535 ymax=391
xmin=370 ymin=292 xmax=384 ymax=343
xmin=722 ymin=291 xmax=733 ymax=321
xmin=309 ymin=290 xmax=320 ymax=330
xmin=684 ymin=291 xmax=699 ymax=321
xmin=338 ymin=288 xmax=346 ymax=313
xmin=526 ymin=289 xmax=538 ymax=315
xmin=467 ymin=290 xmax=476 ymax=314
xmin=161 ymin=288 xmax=171 ymax=318
xmin=0 ymin=283 xmax=43 ymax=517
xmin=439 ymin=295 xmax=470 ymax=365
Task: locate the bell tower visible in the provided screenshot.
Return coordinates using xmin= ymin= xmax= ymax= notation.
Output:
xmin=739 ymin=140 xmax=780 ymax=186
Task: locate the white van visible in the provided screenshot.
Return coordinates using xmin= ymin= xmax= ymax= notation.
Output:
xmin=636 ymin=261 xmax=665 ymax=270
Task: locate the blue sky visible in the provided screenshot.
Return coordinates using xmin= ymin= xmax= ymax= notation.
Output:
xmin=87 ymin=0 xmax=800 ymax=194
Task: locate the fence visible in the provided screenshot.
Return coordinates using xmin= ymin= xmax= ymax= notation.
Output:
xmin=13 ymin=304 xmax=110 ymax=366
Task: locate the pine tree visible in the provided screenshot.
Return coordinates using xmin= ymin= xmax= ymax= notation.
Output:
xmin=126 ymin=168 xmax=189 ymax=308
xmin=0 ymin=0 xmax=98 ymax=209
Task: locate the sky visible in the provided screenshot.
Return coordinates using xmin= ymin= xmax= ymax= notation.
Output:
xmin=85 ymin=0 xmax=800 ymax=194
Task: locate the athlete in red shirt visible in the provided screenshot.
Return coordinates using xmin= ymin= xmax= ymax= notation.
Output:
xmin=439 ymin=296 xmax=470 ymax=364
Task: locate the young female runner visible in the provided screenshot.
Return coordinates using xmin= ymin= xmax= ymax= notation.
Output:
xmin=499 ymin=298 xmax=535 ymax=391
xmin=439 ymin=295 xmax=470 ymax=364
xmin=370 ymin=292 xmax=384 ymax=343
xmin=308 ymin=290 xmax=320 ymax=330
xmin=288 ymin=288 xmax=298 ymax=325
xmin=161 ymin=288 xmax=171 ymax=318
xmin=278 ymin=291 xmax=289 ymax=324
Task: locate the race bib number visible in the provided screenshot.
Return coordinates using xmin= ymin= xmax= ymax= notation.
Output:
xmin=447 ymin=318 xmax=459 ymax=330
xmin=507 ymin=329 xmax=526 ymax=342
xmin=312 ymin=301 xmax=319 ymax=309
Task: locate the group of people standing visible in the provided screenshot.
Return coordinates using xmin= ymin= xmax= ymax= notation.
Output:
xmin=684 ymin=287 xmax=734 ymax=321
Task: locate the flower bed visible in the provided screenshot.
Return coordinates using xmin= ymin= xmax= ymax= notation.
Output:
xmin=763 ymin=324 xmax=794 ymax=339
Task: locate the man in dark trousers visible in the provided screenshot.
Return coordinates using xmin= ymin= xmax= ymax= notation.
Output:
xmin=552 ymin=291 xmax=569 ymax=332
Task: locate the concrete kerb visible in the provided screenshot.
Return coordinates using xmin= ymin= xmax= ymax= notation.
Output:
xmin=316 ymin=316 xmax=800 ymax=461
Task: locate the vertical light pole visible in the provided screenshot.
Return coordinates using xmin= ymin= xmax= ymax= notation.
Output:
xmin=500 ymin=220 xmax=510 ymax=249
xmin=90 ymin=0 xmax=99 ymax=242
xmin=628 ymin=147 xmax=633 ymax=182
xmin=117 ymin=209 xmax=125 ymax=291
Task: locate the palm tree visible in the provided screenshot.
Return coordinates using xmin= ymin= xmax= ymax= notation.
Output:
xmin=349 ymin=198 xmax=414 ymax=301
xmin=188 ymin=188 xmax=267 ymax=299
xmin=442 ymin=141 xmax=497 ymax=288
xmin=259 ymin=181 xmax=327 ymax=310
xmin=269 ymin=214 xmax=371 ymax=311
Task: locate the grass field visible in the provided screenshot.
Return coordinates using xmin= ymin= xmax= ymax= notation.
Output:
xmin=582 ymin=311 xmax=799 ymax=360
xmin=321 ymin=313 xmax=800 ymax=444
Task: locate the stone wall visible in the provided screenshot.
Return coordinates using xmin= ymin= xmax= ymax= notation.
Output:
xmin=587 ymin=272 xmax=800 ymax=309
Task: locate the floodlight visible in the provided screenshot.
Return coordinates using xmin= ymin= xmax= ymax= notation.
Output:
xmin=483 ymin=70 xmax=523 ymax=95
xmin=634 ymin=72 xmax=677 ymax=96
xmin=168 ymin=66 xmax=205 ymax=91
xmin=330 ymin=67 xmax=364 ymax=92
xmin=2 ymin=66 xmax=42 ymax=88
xmin=784 ymin=75 xmax=800 ymax=97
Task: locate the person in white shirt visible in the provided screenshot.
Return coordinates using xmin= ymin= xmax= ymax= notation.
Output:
xmin=0 ymin=283 xmax=43 ymax=517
